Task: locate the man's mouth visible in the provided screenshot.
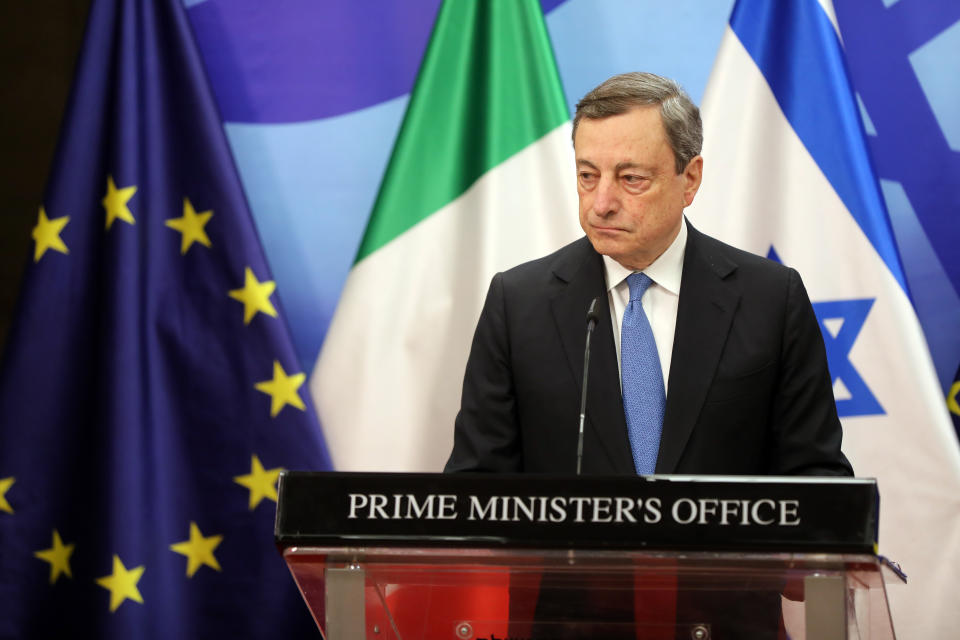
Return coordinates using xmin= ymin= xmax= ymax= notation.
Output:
xmin=591 ymin=224 xmax=626 ymax=233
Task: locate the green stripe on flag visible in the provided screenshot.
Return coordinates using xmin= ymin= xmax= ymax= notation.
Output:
xmin=355 ymin=0 xmax=569 ymax=262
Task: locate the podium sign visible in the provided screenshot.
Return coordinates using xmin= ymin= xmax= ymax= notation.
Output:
xmin=276 ymin=473 xmax=901 ymax=639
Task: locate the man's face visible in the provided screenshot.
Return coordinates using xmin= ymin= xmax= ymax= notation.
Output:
xmin=574 ymin=105 xmax=702 ymax=271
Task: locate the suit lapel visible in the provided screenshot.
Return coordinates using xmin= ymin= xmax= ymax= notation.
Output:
xmin=656 ymin=225 xmax=740 ymax=473
xmin=549 ymin=239 xmax=635 ymax=474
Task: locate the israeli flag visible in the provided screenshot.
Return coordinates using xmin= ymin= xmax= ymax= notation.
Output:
xmin=686 ymin=0 xmax=960 ymax=636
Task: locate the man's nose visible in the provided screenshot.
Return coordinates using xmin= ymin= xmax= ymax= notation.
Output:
xmin=592 ymin=177 xmax=619 ymax=216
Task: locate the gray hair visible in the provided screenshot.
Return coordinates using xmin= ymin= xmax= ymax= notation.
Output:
xmin=572 ymin=72 xmax=702 ymax=174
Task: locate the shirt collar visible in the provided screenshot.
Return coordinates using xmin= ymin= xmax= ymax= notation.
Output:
xmin=602 ymin=217 xmax=687 ymax=295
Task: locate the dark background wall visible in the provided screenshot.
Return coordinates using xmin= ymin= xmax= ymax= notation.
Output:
xmin=0 ymin=1 xmax=91 ymax=360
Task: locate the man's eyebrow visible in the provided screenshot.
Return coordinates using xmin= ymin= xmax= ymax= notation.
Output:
xmin=615 ymin=161 xmax=650 ymax=173
xmin=575 ymin=159 xmax=654 ymax=173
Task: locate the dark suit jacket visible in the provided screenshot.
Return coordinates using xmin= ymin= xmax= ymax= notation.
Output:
xmin=445 ymin=223 xmax=852 ymax=476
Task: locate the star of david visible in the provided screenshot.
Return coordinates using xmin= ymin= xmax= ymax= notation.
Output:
xmin=768 ymin=247 xmax=884 ymax=418
xmin=811 ymin=298 xmax=884 ymax=417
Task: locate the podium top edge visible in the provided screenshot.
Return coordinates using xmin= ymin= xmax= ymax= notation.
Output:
xmin=279 ymin=470 xmax=875 ymax=486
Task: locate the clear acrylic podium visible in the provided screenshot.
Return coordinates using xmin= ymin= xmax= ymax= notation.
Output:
xmin=276 ymin=473 xmax=904 ymax=639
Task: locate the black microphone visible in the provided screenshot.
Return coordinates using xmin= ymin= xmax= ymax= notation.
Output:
xmin=577 ymin=297 xmax=602 ymax=475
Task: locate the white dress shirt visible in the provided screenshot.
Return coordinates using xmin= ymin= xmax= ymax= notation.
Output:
xmin=602 ymin=218 xmax=687 ymax=393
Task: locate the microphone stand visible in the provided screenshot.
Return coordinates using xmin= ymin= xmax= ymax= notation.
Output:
xmin=577 ymin=297 xmax=601 ymax=475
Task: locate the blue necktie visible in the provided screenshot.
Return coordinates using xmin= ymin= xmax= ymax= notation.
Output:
xmin=621 ymin=272 xmax=666 ymax=474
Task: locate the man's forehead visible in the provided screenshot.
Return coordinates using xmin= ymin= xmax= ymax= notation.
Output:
xmin=574 ymin=117 xmax=671 ymax=172
xmin=574 ymin=107 xmax=666 ymax=146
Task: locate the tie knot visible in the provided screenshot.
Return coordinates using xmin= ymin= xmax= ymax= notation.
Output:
xmin=627 ymin=272 xmax=653 ymax=302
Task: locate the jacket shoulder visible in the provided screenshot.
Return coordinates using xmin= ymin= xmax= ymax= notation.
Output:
xmin=688 ymin=225 xmax=796 ymax=283
xmin=499 ymin=236 xmax=596 ymax=288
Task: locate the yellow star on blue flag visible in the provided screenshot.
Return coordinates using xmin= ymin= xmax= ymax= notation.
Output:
xmin=234 ymin=455 xmax=283 ymax=510
xmin=165 ymin=198 xmax=213 ymax=254
xmin=170 ymin=522 xmax=222 ymax=577
xmin=102 ymin=176 xmax=137 ymax=230
xmin=0 ymin=476 xmax=15 ymax=514
xmin=95 ymin=555 xmax=145 ymax=613
xmin=32 ymin=208 xmax=70 ymax=262
xmin=228 ymin=267 xmax=278 ymax=325
xmin=34 ymin=530 xmax=75 ymax=584
xmin=254 ymin=360 xmax=306 ymax=417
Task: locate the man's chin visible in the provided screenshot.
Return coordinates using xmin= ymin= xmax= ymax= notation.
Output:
xmin=586 ymin=236 xmax=624 ymax=261
xmin=588 ymin=238 xmax=652 ymax=271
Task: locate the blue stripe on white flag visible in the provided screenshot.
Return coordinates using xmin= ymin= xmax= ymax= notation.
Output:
xmin=730 ymin=0 xmax=907 ymax=292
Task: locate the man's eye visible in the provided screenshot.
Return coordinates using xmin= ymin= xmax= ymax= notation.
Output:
xmin=623 ymin=175 xmax=642 ymax=184
xmin=579 ymin=172 xmax=596 ymax=182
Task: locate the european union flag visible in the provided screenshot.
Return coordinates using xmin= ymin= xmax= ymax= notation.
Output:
xmin=0 ymin=0 xmax=330 ymax=637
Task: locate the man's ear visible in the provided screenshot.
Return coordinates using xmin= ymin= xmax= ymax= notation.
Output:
xmin=682 ymin=155 xmax=703 ymax=207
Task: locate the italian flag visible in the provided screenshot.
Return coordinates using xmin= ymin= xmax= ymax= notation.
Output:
xmin=309 ymin=0 xmax=582 ymax=471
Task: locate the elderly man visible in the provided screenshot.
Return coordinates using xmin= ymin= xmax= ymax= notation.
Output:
xmin=446 ymin=71 xmax=851 ymax=479
xmin=444 ymin=69 xmax=851 ymax=640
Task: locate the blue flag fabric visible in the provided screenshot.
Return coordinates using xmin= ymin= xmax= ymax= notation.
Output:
xmin=0 ymin=0 xmax=330 ymax=637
